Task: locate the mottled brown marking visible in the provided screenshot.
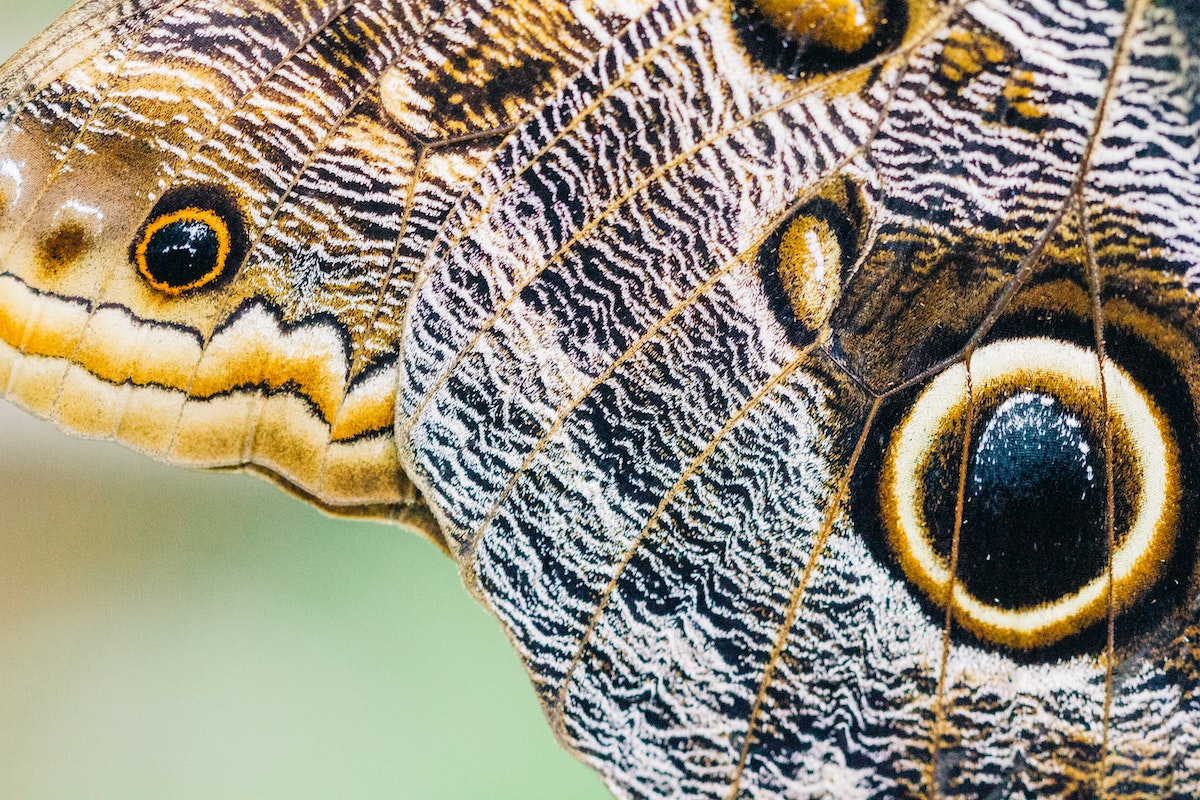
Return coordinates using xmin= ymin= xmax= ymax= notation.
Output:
xmin=1003 ymin=69 xmax=1049 ymax=130
xmin=380 ymin=0 xmax=623 ymax=140
xmin=936 ymin=27 xmax=1013 ymax=91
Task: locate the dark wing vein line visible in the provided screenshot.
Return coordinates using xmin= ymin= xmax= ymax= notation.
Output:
xmin=405 ymin=0 xmax=721 ymax=304
xmin=398 ymin=1 xmax=724 ymax=443
xmin=157 ymin=0 xmax=458 ymax=463
xmin=728 ymin=398 xmax=882 ymax=800
xmin=926 ymin=360 xmax=975 ymax=800
xmin=5 ymin=0 xmax=357 ymax=270
xmin=721 ymin=33 xmax=955 ymax=793
xmin=121 ymin=0 xmax=405 ymax=455
xmin=464 ymin=21 xmax=945 ymax=730
xmin=1072 ymin=2 xmax=1161 ymax=787
xmin=34 ymin=0 xmax=367 ymax=428
xmin=545 ymin=343 xmax=821 ymax=732
xmin=913 ymin=4 xmax=1150 ymax=794
xmin=736 ymin=3 xmax=1155 ymax=794
xmin=316 ymin=142 xmax=428 ymax=483
xmin=0 ymin=0 xmax=190 ymax=140
xmin=457 ymin=53 xmax=923 ymax=565
xmin=1079 ymin=191 xmax=1118 ymax=797
xmin=457 ymin=6 xmax=949 ymax=569
xmin=887 ymin=0 xmax=1156 ymax=400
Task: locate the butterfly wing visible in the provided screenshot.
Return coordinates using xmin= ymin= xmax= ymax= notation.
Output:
xmin=4 ymin=0 xmax=1200 ymax=797
xmin=0 ymin=0 xmax=640 ymax=541
xmin=399 ymin=0 xmax=1200 ymax=796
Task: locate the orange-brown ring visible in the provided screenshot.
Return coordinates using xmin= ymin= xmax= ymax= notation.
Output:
xmin=135 ymin=206 xmax=231 ymax=295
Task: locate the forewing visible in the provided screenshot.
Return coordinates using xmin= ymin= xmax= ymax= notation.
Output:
xmin=0 ymin=0 xmax=641 ymax=537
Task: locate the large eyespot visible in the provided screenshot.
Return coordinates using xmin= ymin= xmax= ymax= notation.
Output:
xmin=732 ymin=0 xmax=910 ymax=77
xmin=878 ymin=337 xmax=1179 ymax=650
xmin=132 ymin=184 xmax=246 ymax=295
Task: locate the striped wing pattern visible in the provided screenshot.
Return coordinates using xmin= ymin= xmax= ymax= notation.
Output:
xmin=1 ymin=0 xmax=1199 ymax=797
xmin=398 ymin=0 xmax=1200 ymax=797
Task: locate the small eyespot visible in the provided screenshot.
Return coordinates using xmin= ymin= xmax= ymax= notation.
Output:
xmin=877 ymin=337 xmax=1179 ymax=650
xmin=759 ymin=180 xmax=864 ymax=346
xmin=136 ymin=207 xmax=229 ymax=293
xmin=131 ymin=184 xmax=245 ymax=295
xmin=732 ymin=0 xmax=910 ymax=78
xmin=756 ymin=0 xmax=888 ymax=54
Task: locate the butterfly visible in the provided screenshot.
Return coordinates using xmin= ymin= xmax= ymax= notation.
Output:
xmin=2 ymin=0 xmax=1198 ymax=798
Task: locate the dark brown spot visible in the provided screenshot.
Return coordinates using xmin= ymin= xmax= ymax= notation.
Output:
xmin=37 ymin=222 xmax=90 ymax=271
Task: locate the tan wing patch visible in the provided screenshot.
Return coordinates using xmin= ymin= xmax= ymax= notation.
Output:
xmin=0 ymin=0 xmax=642 ymax=544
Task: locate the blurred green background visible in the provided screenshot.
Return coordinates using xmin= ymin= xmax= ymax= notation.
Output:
xmin=0 ymin=2 xmax=609 ymax=797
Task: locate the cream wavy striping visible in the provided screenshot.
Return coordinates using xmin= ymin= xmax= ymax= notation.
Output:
xmin=0 ymin=273 xmax=422 ymax=522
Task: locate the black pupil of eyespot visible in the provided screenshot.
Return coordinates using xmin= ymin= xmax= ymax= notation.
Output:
xmin=145 ymin=218 xmax=220 ymax=288
xmin=926 ymin=392 xmax=1108 ymax=608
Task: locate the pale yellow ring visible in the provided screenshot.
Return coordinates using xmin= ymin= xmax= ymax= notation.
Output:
xmin=881 ymin=337 xmax=1179 ymax=649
